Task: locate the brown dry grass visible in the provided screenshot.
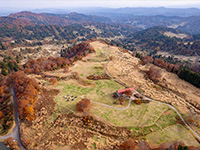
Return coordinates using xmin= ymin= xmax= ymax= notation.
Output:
xmin=90 ymin=41 xmax=200 ymax=135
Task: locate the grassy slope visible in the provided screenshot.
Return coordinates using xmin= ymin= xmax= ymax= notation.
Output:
xmin=53 ymin=41 xmax=199 ymax=147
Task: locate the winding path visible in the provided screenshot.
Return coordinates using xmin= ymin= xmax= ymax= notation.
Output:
xmin=91 ymin=98 xmax=134 ymax=111
xmin=103 ymin=59 xmax=200 ymax=142
xmin=0 ymin=85 xmax=25 ymax=150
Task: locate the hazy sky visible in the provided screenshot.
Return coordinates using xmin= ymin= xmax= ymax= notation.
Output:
xmin=1 ymin=0 xmax=200 ymax=9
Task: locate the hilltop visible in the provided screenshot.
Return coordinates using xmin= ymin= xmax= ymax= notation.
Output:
xmin=0 ymin=39 xmax=199 ymax=149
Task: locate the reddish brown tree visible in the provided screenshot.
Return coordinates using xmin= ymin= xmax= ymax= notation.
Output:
xmin=63 ymin=65 xmax=69 ymax=73
xmin=136 ymin=140 xmax=151 ymax=150
xmin=0 ymin=111 xmax=3 ymax=118
xmin=142 ymin=56 xmax=153 ymax=64
xmin=119 ymin=139 xmax=137 ymax=150
xmin=147 ymin=66 xmax=162 ymax=82
xmin=76 ymin=98 xmax=90 ymax=112
xmin=109 ymin=56 xmax=114 ymax=60
xmin=119 ymin=97 xmax=126 ymax=105
xmin=49 ymin=78 xmax=57 ymax=85
xmin=123 ymin=90 xmax=133 ymax=96
xmin=154 ymin=58 xmax=166 ymax=68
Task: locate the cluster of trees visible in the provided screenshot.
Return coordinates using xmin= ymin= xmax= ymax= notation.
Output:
xmin=1 ymin=48 xmax=22 ymax=64
xmin=146 ymin=66 xmax=162 ymax=82
xmin=119 ymin=139 xmax=137 ymax=150
xmin=0 ymin=76 xmax=14 ymax=134
xmin=119 ymin=139 xmax=151 ymax=150
xmin=179 ymin=69 xmax=200 ymax=88
xmin=61 ymin=42 xmax=95 ymax=60
xmin=0 ymin=37 xmax=45 ymax=50
xmin=4 ymin=137 xmax=20 ymax=150
xmin=117 ymin=26 xmax=200 ymax=56
xmin=142 ymin=56 xmax=179 ymax=73
xmin=119 ymin=139 xmax=199 ymax=150
xmin=49 ymin=77 xmax=58 ymax=85
xmin=118 ymin=97 xmax=126 ymax=105
xmin=23 ymin=57 xmax=70 ymax=74
xmin=0 ymin=41 xmax=6 ymax=50
xmin=0 ymin=14 xmax=141 ymax=49
xmin=12 ymin=71 xmax=40 ymax=121
xmin=149 ymin=54 xmax=200 ymax=74
xmin=23 ymin=42 xmax=94 ymax=74
xmin=76 ymin=98 xmax=90 ymax=112
xmin=87 ymin=73 xmax=111 ymax=80
xmin=0 ymin=60 xmax=19 ymax=76
xmin=141 ymin=55 xmax=200 ymax=88
xmin=0 ymin=50 xmax=22 ymax=79
xmin=0 ymin=24 xmax=89 ymax=41
xmin=0 ymin=22 xmax=131 ymax=49
xmin=19 ymin=47 xmax=41 ymax=54
xmin=0 ymin=23 xmax=92 ymax=49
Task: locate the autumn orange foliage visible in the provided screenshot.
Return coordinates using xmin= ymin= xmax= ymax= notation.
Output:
xmin=0 ymin=111 xmax=3 ymax=118
xmin=0 ymin=76 xmax=14 ymax=132
xmin=4 ymin=137 xmax=20 ymax=150
xmin=23 ymin=56 xmax=70 ymax=74
xmin=76 ymin=98 xmax=90 ymax=112
xmin=62 ymin=42 xmax=95 ymax=60
xmin=23 ymin=42 xmax=95 ymax=75
xmin=119 ymin=139 xmax=137 ymax=150
xmin=12 ymin=71 xmax=40 ymax=121
xmin=49 ymin=77 xmax=58 ymax=85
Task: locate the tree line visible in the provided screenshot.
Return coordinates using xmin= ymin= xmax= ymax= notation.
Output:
xmin=140 ymin=55 xmax=200 ymax=88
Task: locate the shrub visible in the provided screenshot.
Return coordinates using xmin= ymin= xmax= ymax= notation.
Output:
xmin=76 ymin=98 xmax=90 ymax=112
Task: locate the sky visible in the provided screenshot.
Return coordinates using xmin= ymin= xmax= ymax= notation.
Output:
xmin=1 ymin=0 xmax=200 ymax=9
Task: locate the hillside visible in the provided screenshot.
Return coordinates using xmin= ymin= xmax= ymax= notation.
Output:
xmin=178 ymin=16 xmax=200 ymax=34
xmin=107 ymin=14 xmax=200 ymax=34
xmin=8 ymin=11 xmax=113 ymax=26
xmin=16 ymin=41 xmax=200 ymax=149
xmin=119 ymin=26 xmax=200 ymax=56
xmin=1 ymin=7 xmax=200 ymax=150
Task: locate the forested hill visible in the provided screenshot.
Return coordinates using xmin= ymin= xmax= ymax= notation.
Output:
xmin=2 ymin=9 xmax=200 ymax=34
xmin=0 ymin=11 xmax=139 ymax=48
xmin=1 ymin=11 xmax=200 ymax=57
xmin=6 ymin=11 xmax=113 ymax=26
xmin=106 ymin=15 xmax=200 ymax=34
xmin=0 ymin=22 xmax=139 ymax=50
xmin=118 ymin=26 xmax=200 ymax=56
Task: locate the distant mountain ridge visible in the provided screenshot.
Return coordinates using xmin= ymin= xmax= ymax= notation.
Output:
xmin=3 ymin=11 xmax=200 ymax=34
xmin=121 ymin=26 xmax=200 ymax=56
xmin=6 ymin=11 xmax=113 ymax=26
xmin=31 ymin=7 xmax=200 ymax=17
xmin=98 ymin=14 xmax=200 ymax=34
xmin=0 ymin=10 xmax=200 ymax=57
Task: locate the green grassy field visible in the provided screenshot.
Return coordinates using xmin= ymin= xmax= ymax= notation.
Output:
xmin=55 ymin=79 xmax=125 ymax=111
xmin=147 ymin=124 xmax=200 ymax=147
